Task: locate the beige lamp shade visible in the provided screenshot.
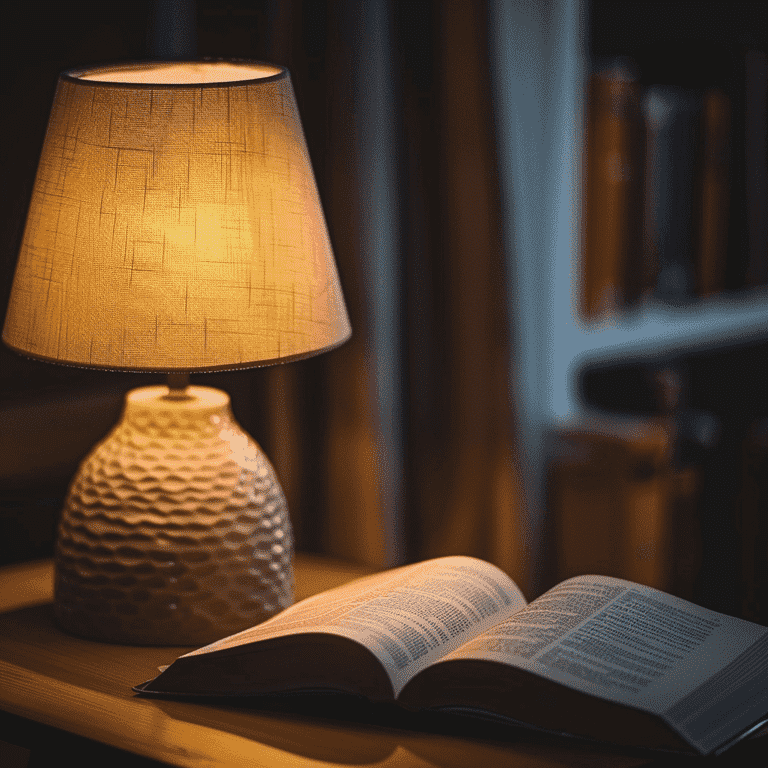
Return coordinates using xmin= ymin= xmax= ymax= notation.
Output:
xmin=3 ymin=60 xmax=351 ymax=371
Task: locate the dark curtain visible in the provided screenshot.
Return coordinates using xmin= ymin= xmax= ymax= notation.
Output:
xmin=256 ymin=0 xmax=524 ymax=576
xmin=0 ymin=1 xmax=526 ymax=586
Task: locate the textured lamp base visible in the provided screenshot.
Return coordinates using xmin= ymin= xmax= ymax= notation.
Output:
xmin=54 ymin=385 xmax=294 ymax=645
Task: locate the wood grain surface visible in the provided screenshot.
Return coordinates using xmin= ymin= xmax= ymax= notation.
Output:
xmin=0 ymin=556 xmax=674 ymax=767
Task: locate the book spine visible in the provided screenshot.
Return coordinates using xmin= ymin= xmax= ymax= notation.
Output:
xmin=695 ymin=89 xmax=731 ymax=297
xmin=547 ymin=419 xmax=676 ymax=592
xmin=581 ymin=61 xmax=645 ymax=318
xmin=643 ymin=85 xmax=701 ymax=305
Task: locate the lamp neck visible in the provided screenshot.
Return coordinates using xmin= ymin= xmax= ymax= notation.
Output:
xmin=165 ymin=372 xmax=192 ymax=400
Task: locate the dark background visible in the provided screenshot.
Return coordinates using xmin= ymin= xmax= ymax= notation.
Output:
xmin=1 ymin=1 xmax=768 ymax=620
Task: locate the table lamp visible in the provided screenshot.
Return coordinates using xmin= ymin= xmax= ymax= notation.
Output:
xmin=2 ymin=60 xmax=351 ymax=645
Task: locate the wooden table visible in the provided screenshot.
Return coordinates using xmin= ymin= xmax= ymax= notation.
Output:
xmin=0 ymin=556 xmax=764 ymax=768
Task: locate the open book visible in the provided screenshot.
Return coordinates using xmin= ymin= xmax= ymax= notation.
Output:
xmin=134 ymin=556 xmax=768 ymax=756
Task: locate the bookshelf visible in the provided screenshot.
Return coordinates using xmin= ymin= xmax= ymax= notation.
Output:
xmin=489 ymin=0 xmax=768 ymax=598
xmin=556 ymin=289 xmax=768 ymax=419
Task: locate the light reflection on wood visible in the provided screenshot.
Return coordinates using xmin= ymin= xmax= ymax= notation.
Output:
xmin=0 ymin=556 xmax=654 ymax=767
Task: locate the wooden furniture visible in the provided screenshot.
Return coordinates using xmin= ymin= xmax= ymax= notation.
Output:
xmin=0 ymin=555 xmax=764 ymax=768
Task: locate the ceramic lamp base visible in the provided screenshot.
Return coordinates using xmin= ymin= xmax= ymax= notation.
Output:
xmin=54 ymin=385 xmax=294 ymax=645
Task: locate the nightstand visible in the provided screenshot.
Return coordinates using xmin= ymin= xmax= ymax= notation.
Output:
xmin=2 ymin=555 xmax=764 ymax=767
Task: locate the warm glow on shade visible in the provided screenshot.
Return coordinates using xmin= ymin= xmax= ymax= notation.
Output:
xmin=2 ymin=61 xmax=351 ymax=371
xmin=77 ymin=61 xmax=283 ymax=84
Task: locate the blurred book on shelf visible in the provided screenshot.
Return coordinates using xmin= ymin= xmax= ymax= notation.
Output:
xmin=579 ymin=48 xmax=768 ymax=314
xmin=548 ymin=366 xmax=721 ymax=600
xmin=581 ymin=60 xmax=645 ymax=318
xmin=696 ymin=88 xmax=731 ymax=297
xmin=643 ymin=84 xmax=701 ymax=304
xmin=547 ymin=415 xmax=702 ymax=599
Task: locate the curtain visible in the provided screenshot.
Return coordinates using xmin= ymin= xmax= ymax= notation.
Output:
xmin=251 ymin=0 xmax=527 ymax=583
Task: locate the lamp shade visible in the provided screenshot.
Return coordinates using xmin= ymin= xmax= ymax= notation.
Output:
xmin=3 ymin=60 xmax=351 ymax=371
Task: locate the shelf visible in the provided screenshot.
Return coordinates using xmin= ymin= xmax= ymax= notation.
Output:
xmin=490 ymin=0 xmax=768 ymax=596
xmin=548 ymin=288 xmax=768 ymax=421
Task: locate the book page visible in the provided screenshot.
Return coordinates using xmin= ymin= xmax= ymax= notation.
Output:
xmin=438 ymin=575 xmax=768 ymax=753
xmin=180 ymin=556 xmax=526 ymax=696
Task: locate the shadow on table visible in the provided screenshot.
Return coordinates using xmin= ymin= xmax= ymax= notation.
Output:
xmin=4 ymin=601 xmax=766 ymax=767
xmin=137 ymin=691 xmax=684 ymax=768
xmin=136 ymin=685 xmax=768 ymax=767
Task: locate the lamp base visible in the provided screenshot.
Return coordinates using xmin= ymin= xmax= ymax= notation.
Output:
xmin=54 ymin=385 xmax=294 ymax=645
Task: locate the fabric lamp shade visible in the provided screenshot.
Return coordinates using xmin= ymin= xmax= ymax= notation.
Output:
xmin=2 ymin=60 xmax=351 ymax=371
